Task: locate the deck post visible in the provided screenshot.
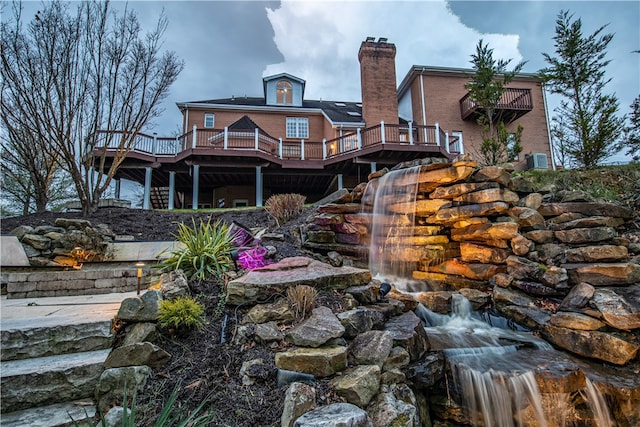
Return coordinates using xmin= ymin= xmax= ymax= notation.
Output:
xmin=143 ymin=167 xmax=152 ymax=210
xmin=322 ymin=138 xmax=327 ymax=160
xmin=114 ymin=179 xmax=121 ymax=199
xmin=435 ymin=122 xmax=440 ymax=146
xmin=357 ymin=128 xmax=362 ymax=150
xmin=408 ymin=121 xmax=414 ymax=145
xmin=192 ymin=125 xmax=197 ymax=149
xmin=301 ymin=140 xmax=305 ymax=160
xmin=168 ymin=171 xmax=175 ymax=210
xmin=337 ymin=174 xmax=343 ymax=190
xmin=279 ymin=138 xmax=283 ymax=159
xmin=192 ymin=164 xmax=199 ymax=210
xmin=371 ymin=162 xmax=377 ymax=174
xmin=381 ymin=121 xmax=386 ymax=144
xmin=255 ymin=166 xmax=263 ymax=207
xmin=224 ymin=127 xmax=228 ymax=149
xmin=255 ymin=128 xmax=259 ymax=150
xmin=152 ymin=133 xmax=158 ymax=155
xmin=445 ymin=132 xmax=450 ymax=153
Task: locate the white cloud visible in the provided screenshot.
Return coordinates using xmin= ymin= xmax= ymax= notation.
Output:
xmin=264 ymin=0 xmax=523 ymax=102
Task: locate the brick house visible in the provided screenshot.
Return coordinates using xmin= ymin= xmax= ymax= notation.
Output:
xmin=101 ymin=38 xmax=552 ymax=209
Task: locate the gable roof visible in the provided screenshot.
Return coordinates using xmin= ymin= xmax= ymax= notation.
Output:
xmin=263 ymin=73 xmax=306 ymax=99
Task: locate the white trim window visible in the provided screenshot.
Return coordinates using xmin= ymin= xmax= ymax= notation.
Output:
xmin=286 ymin=117 xmax=309 ymax=139
xmin=204 ymin=113 xmax=215 ymax=128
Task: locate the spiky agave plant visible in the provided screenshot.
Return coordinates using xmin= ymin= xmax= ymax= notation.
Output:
xmin=160 ymin=218 xmax=238 ymax=281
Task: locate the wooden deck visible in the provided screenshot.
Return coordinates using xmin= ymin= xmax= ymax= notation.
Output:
xmin=96 ymin=122 xmax=459 ymax=204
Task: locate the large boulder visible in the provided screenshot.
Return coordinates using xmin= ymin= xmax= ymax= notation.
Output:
xmin=330 ymin=365 xmax=381 ymax=407
xmin=275 ymin=346 xmax=347 ymax=377
xmin=285 ymin=307 xmax=345 ymax=347
xmin=293 ymin=403 xmax=372 ymax=427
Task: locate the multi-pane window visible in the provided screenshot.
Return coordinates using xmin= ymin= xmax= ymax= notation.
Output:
xmin=276 ymin=80 xmax=293 ymax=104
xmin=286 ymin=117 xmax=309 ymax=139
xmin=204 ymin=113 xmax=215 ymax=128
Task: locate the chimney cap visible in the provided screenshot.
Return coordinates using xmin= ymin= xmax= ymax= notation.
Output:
xmin=365 ymin=36 xmax=375 ymax=42
xmin=378 ymin=37 xmax=388 ymax=43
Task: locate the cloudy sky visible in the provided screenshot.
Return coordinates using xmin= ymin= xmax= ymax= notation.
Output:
xmin=15 ymin=0 xmax=640 ymax=161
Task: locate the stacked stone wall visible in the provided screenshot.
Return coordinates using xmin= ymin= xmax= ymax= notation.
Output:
xmin=303 ymin=158 xmax=640 ymax=366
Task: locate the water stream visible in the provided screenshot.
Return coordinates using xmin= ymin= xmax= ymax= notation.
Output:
xmin=417 ymin=295 xmax=615 ymax=427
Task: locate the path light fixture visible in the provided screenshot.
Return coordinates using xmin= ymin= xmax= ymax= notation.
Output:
xmin=378 ymin=282 xmax=392 ymax=301
xmin=230 ymin=249 xmax=239 ymax=272
xmin=135 ymin=262 xmax=145 ymax=295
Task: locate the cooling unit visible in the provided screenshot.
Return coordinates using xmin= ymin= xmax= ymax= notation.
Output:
xmin=526 ymin=153 xmax=548 ymax=170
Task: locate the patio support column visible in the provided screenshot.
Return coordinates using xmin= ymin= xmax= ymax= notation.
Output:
xmin=192 ymin=164 xmax=199 ymax=210
xmin=114 ymin=179 xmax=121 ymax=199
xmin=143 ymin=167 xmax=152 ymax=210
xmin=337 ymin=174 xmax=343 ymax=190
xmin=168 ymin=171 xmax=176 ymax=210
xmin=370 ymin=162 xmax=377 ymax=174
xmin=255 ymin=166 xmax=263 ymax=207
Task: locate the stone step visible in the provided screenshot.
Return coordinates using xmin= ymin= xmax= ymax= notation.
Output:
xmin=1 ymin=320 xmax=114 ymax=361
xmin=0 ymin=400 xmax=97 ymax=427
xmin=0 ymin=349 xmax=110 ymax=413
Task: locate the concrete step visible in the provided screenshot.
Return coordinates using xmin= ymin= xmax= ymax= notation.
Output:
xmin=0 ymin=400 xmax=97 ymax=427
xmin=0 ymin=349 xmax=110 ymax=413
xmin=1 ymin=320 xmax=114 ymax=361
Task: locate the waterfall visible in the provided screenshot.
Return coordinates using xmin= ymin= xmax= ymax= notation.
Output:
xmin=417 ymin=295 xmax=615 ymax=427
xmin=367 ymin=166 xmax=420 ymax=281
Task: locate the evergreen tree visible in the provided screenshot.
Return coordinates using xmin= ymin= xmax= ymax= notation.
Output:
xmin=616 ymin=95 xmax=640 ymax=161
xmin=539 ymin=10 xmax=624 ymax=168
xmin=466 ymin=40 xmax=525 ymax=166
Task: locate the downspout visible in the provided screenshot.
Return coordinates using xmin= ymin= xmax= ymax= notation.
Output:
xmin=419 ymin=68 xmax=427 ymax=141
xmin=541 ymin=83 xmax=556 ymax=170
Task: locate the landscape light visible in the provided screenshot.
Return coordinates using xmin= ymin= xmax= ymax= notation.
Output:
xmin=135 ymin=262 xmax=145 ymax=295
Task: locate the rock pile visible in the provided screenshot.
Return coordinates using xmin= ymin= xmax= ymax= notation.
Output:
xmin=9 ymin=218 xmax=115 ymax=266
xmin=303 ymin=158 xmax=639 ymax=367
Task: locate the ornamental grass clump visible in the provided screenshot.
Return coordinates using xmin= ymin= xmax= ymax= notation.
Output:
xmin=160 ymin=218 xmax=238 ymax=281
xmin=286 ymin=284 xmax=318 ymax=321
xmin=264 ymin=193 xmax=306 ymax=227
xmin=158 ymin=296 xmax=205 ymax=332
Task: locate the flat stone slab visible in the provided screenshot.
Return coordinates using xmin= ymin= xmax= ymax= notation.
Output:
xmin=0 ymin=235 xmax=30 ymax=266
xmin=0 ymin=400 xmax=96 ymax=427
xmin=0 ymin=291 xmax=138 ymax=331
xmin=106 ymin=241 xmax=184 ymax=261
xmin=227 ymin=257 xmax=372 ymax=305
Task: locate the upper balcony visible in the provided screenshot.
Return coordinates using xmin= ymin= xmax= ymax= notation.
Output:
xmin=460 ymin=88 xmax=533 ymax=123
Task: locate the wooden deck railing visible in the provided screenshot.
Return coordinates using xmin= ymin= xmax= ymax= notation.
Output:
xmin=460 ymin=88 xmax=533 ymax=121
xmin=97 ymin=120 xmax=462 ymax=162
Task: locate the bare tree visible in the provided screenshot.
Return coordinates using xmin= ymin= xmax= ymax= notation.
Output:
xmin=1 ymin=1 xmax=183 ymax=215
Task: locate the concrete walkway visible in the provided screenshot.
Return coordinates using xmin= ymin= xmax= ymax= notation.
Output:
xmin=1 ymin=291 xmax=138 ymax=331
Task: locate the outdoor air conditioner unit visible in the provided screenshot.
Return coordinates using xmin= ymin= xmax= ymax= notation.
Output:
xmin=527 ymin=153 xmax=548 ymax=170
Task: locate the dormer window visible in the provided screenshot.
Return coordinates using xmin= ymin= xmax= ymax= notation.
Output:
xmin=276 ymin=80 xmax=293 ymax=105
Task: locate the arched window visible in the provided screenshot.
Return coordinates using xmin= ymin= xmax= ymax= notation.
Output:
xmin=276 ymin=80 xmax=293 ymax=104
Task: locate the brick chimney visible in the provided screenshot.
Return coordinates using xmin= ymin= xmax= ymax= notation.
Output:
xmin=358 ymin=37 xmax=399 ymax=127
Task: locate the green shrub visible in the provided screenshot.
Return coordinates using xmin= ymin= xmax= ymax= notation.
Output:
xmin=158 ymin=297 xmax=205 ymax=331
xmin=264 ymin=193 xmax=306 ymax=227
xmin=160 ymin=218 xmax=237 ymax=281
